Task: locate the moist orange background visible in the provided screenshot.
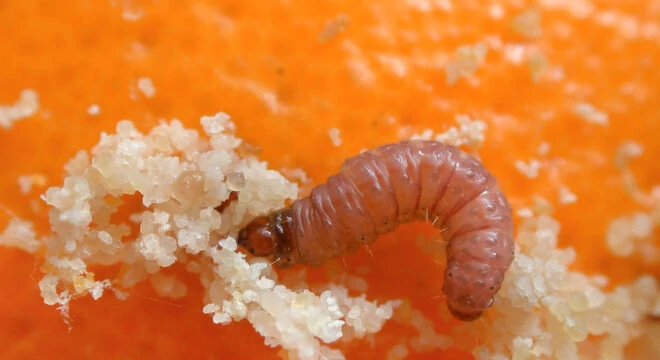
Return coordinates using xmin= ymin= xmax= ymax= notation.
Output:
xmin=1 ymin=1 xmax=659 ymax=359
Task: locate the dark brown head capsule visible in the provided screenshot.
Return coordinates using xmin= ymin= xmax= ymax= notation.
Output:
xmin=236 ymin=209 xmax=296 ymax=267
xmin=237 ymin=215 xmax=276 ymax=256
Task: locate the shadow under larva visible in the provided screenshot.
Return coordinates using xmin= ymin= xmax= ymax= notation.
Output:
xmin=232 ymin=140 xmax=515 ymax=321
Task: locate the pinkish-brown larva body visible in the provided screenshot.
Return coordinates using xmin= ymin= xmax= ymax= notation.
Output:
xmin=236 ymin=140 xmax=515 ymax=321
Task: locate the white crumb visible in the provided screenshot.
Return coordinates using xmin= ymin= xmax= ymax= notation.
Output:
xmin=614 ymin=141 xmax=644 ymax=169
xmin=0 ymin=89 xmax=39 ymax=129
xmin=606 ymin=213 xmax=656 ymax=259
xmin=408 ymin=114 xmax=487 ymax=153
xmin=328 ymin=127 xmax=342 ymax=147
xmin=318 ymin=14 xmax=349 ymax=42
xmin=17 ymin=173 xmax=47 ymax=195
xmin=558 ymin=186 xmax=578 ymax=205
xmin=376 ymin=54 xmax=408 ymax=77
xmin=489 ymin=4 xmax=505 ymax=19
xmin=87 ymin=104 xmax=101 ymax=116
xmin=528 ymin=51 xmax=549 ymax=82
xmin=573 ymin=102 xmax=609 ymax=126
xmin=511 ymin=8 xmax=543 ymax=38
xmin=445 ymin=42 xmax=488 ymax=85
xmin=150 ymin=273 xmax=188 ymax=299
xmin=516 ymin=207 xmax=535 ymax=218
xmin=391 ymin=301 xmax=453 ymax=353
xmin=0 ymin=217 xmax=42 ymax=253
xmin=503 ymin=44 xmax=527 ymax=64
xmin=386 ymin=343 xmax=409 ymax=360
xmin=613 ymin=140 xmax=650 ymax=205
xmin=120 ymin=1 xmax=144 ymax=21
xmin=280 ymin=168 xmax=312 ymax=186
xmin=537 ymin=141 xmax=551 ymax=156
xmin=137 ymin=77 xmax=156 ymax=98
xmin=515 ymin=158 xmax=542 ymax=178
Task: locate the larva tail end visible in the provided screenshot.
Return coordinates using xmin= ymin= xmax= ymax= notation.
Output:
xmin=447 ymin=305 xmax=484 ymax=322
xmin=443 ymin=261 xmax=501 ymax=322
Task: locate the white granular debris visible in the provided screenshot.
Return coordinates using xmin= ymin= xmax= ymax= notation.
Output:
xmin=528 ymin=51 xmax=549 ymax=82
xmin=39 ymin=274 xmax=72 ymax=307
xmin=409 ymin=128 xmax=433 ymax=141
xmin=614 ymin=141 xmax=644 ymax=169
xmin=318 ymin=14 xmax=349 ymax=42
xmin=341 ymin=40 xmax=376 ymax=86
xmin=445 ymin=42 xmax=488 ymax=85
xmin=137 ymin=77 xmax=156 ymax=98
xmin=280 ymin=168 xmax=312 ymax=187
xmin=201 ymin=112 xmax=232 ymax=134
xmin=215 ymin=73 xmax=290 ymax=115
xmin=121 ymin=6 xmax=144 ymax=21
xmin=226 ymin=172 xmax=247 ymax=191
xmin=515 ymin=158 xmax=542 ymax=178
xmin=489 ymin=4 xmax=505 ymax=19
xmin=328 ymin=127 xmax=342 ymax=147
xmin=538 ymin=0 xmax=594 ymax=18
xmin=346 ymin=56 xmax=376 ymax=86
xmin=14 ymin=112 xmax=397 ymax=360
xmin=511 ymin=8 xmax=543 ymax=38
xmin=573 ymin=102 xmax=609 ymax=126
xmin=606 ymin=213 xmax=655 ymax=258
xmin=0 ymin=217 xmax=42 ymax=253
xmin=517 ymin=207 xmax=535 ymax=218
xmin=89 ymin=279 xmax=112 ymax=300
xmin=0 ymin=89 xmax=39 ymax=129
xmin=537 ymin=141 xmax=551 ymax=156
xmin=325 ymin=286 xmax=399 ymax=341
xmin=409 ymin=114 xmax=487 ymax=153
xmin=437 ymin=115 xmax=487 ymax=150
xmin=17 ymin=173 xmax=47 ymax=195
xmin=345 ymin=275 xmax=369 ymax=293
xmin=150 ymin=273 xmax=187 ymax=299
xmin=87 ymin=104 xmax=101 ymax=116
xmin=386 ymin=343 xmax=409 ymax=360
xmin=503 ymin=44 xmax=527 ymax=65
xmin=405 ymin=0 xmax=432 ymax=12
xmin=558 ymin=186 xmax=578 ymax=205
xmin=97 ymin=230 xmax=113 ymax=244
xmin=391 ymin=301 xmax=453 ymax=353
xmin=613 ymin=140 xmax=652 ymax=206
xmin=376 ymin=54 xmax=408 ymax=77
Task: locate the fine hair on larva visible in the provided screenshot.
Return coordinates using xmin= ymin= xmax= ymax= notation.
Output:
xmin=233 ymin=139 xmax=515 ymax=321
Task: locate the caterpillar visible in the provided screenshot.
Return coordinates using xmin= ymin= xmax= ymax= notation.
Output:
xmin=235 ymin=140 xmax=515 ymax=321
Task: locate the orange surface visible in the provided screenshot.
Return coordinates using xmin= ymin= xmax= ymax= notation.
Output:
xmin=1 ymin=1 xmax=659 ymax=359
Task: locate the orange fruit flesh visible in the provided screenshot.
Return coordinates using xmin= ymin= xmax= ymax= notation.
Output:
xmin=1 ymin=1 xmax=659 ymax=359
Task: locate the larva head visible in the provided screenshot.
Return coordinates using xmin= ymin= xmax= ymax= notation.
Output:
xmin=236 ymin=209 xmax=297 ymax=268
xmin=237 ymin=215 xmax=277 ymax=257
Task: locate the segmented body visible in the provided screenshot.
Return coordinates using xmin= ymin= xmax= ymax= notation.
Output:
xmin=236 ymin=140 xmax=515 ymax=321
